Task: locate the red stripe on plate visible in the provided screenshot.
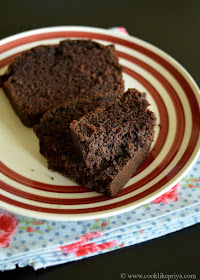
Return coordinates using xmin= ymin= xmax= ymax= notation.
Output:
xmin=0 ymin=161 xmax=89 ymax=193
xmin=0 ymin=180 xmax=107 ymax=204
xmin=0 ymin=31 xmax=160 ymax=54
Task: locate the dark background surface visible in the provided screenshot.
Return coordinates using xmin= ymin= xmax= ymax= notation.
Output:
xmin=1 ymin=0 xmax=200 ymax=279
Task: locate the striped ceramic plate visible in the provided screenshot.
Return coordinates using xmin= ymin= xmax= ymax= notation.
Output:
xmin=0 ymin=26 xmax=199 ymax=220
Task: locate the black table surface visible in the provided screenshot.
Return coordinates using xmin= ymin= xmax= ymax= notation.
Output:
xmin=1 ymin=1 xmax=200 ymax=279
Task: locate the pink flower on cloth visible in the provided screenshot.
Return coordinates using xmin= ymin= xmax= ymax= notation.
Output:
xmin=75 ymin=240 xmax=117 ymax=257
xmin=0 ymin=211 xmax=18 ymax=248
xmin=26 ymin=227 xmax=36 ymax=233
xmin=60 ymin=231 xmax=101 ymax=253
xmin=80 ymin=231 xmax=101 ymax=241
xmin=188 ymin=184 xmax=196 ymax=188
xmin=59 ymin=231 xmax=117 ymax=257
xmin=152 ymin=183 xmax=180 ymax=204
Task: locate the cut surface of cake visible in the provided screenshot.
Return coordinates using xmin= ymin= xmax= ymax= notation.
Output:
xmin=70 ymin=88 xmax=156 ymax=175
xmin=1 ymin=40 xmax=124 ymax=127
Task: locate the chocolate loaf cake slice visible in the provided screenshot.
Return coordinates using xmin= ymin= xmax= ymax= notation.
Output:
xmin=70 ymin=88 xmax=156 ymax=174
xmin=34 ymin=89 xmax=156 ymax=197
xmin=1 ymin=39 xmax=124 ymax=127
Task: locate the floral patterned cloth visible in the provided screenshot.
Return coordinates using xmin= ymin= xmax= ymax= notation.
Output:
xmin=0 ymin=28 xmax=199 ymax=270
xmin=0 ymin=154 xmax=199 ymax=270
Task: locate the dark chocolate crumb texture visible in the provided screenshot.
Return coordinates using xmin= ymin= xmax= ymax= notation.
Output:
xmin=34 ymin=98 xmax=103 ymax=178
xmin=70 ymin=88 xmax=156 ymax=174
xmin=1 ymin=40 xmax=124 ymax=127
xmin=35 ymin=89 xmax=156 ymax=197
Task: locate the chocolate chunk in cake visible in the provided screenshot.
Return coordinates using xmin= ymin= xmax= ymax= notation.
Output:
xmin=1 ymin=40 xmax=124 ymax=127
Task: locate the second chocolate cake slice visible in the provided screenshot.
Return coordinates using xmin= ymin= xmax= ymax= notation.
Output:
xmin=70 ymin=88 xmax=156 ymax=174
